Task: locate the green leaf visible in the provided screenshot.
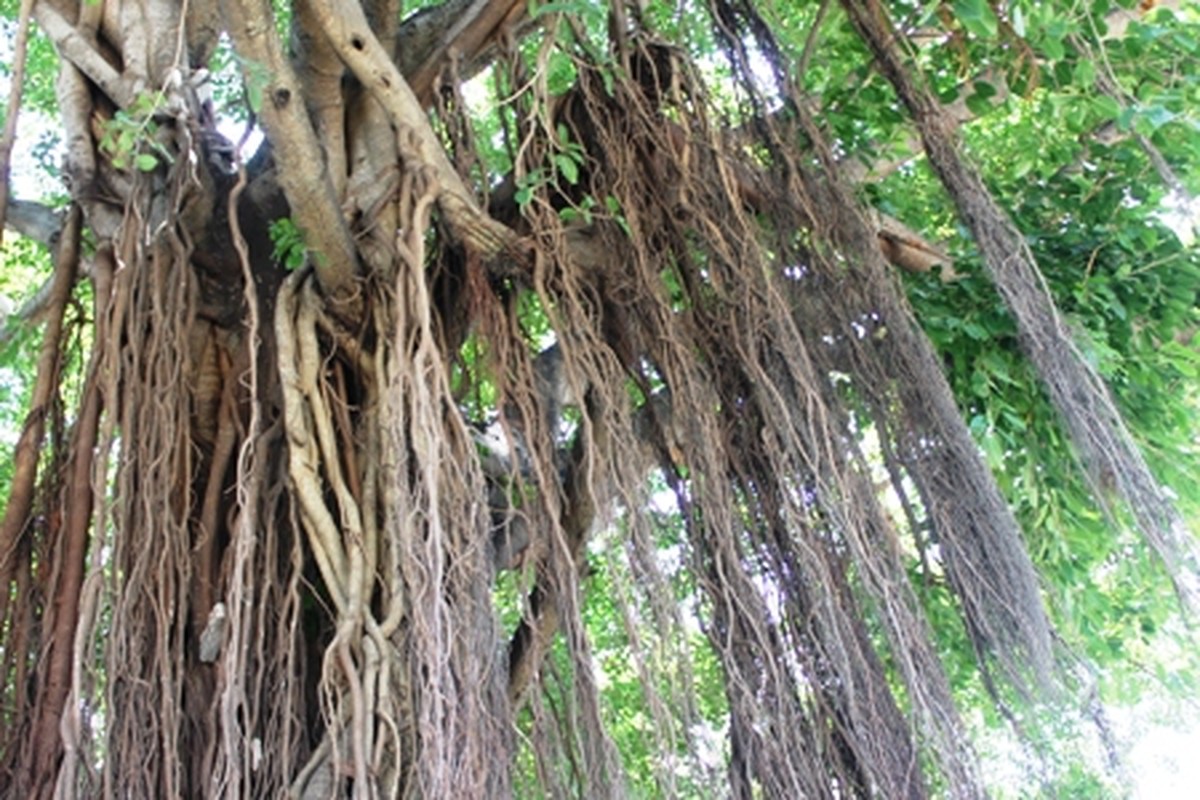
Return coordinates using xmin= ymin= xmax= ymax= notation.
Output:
xmin=962 ymin=320 xmax=989 ymax=341
xmin=1092 ymin=95 xmax=1122 ymax=120
xmin=981 ymin=431 xmax=1005 ymax=464
xmin=1072 ymin=59 xmax=1096 ymax=88
xmin=1012 ymin=4 xmax=1026 ymax=37
xmin=979 ymin=351 xmax=1011 ymax=383
xmin=1064 ymin=103 xmax=1090 ymax=133
xmin=1041 ymin=35 xmax=1066 ymax=61
xmin=134 ymin=153 xmax=159 ymax=172
xmin=1141 ymin=105 xmax=1176 ymax=129
xmin=954 ymin=0 xmax=998 ymax=38
xmin=965 ymin=91 xmax=994 ymax=117
xmin=247 ymin=84 xmax=263 ymax=114
xmin=554 ymin=154 xmax=580 ymax=185
xmin=972 ymin=80 xmax=997 ymax=99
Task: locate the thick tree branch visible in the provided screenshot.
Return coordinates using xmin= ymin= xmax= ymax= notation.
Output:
xmin=306 ymin=0 xmax=524 ymax=263
xmin=32 ymin=3 xmax=137 ymax=108
xmin=51 ymin=51 xmax=121 ymax=241
xmin=221 ymin=0 xmax=361 ymax=299
xmin=28 ymin=356 xmax=100 ymax=800
xmin=873 ymin=211 xmax=953 ymax=276
xmin=3 ymin=199 xmax=63 ymax=248
xmin=0 ymin=0 xmax=35 ymax=251
xmin=0 ymin=270 xmax=87 ymax=351
xmin=398 ymin=0 xmax=527 ymax=106
xmin=294 ymin=0 xmax=349 ymax=198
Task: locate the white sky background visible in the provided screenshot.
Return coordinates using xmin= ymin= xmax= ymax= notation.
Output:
xmin=972 ymin=699 xmax=1200 ymax=797
xmin=0 ymin=22 xmax=59 ymax=201
xmin=1125 ymin=708 xmax=1200 ymax=798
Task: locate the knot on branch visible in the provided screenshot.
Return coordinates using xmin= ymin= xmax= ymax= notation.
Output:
xmin=437 ymin=189 xmax=532 ymax=278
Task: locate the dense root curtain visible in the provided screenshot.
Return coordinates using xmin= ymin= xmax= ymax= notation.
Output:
xmin=273 ymin=170 xmax=512 ymax=796
xmin=3 ymin=0 xmax=1191 ymax=797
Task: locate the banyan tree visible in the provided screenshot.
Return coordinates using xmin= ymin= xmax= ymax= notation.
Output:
xmin=1 ymin=0 xmax=1198 ymax=796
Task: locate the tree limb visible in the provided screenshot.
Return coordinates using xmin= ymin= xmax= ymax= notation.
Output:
xmin=305 ymin=0 xmax=525 ymax=263
xmin=222 ymin=0 xmax=361 ymax=299
xmin=0 ymin=0 xmax=35 ymax=251
xmin=294 ymin=0 xmax=349 ymax=198
xmin=398 ymin=0 xmax=527 ymax=106
xmin=0 ymin=272 xmax=77 ymax=350
xmin=31 ymin=3 xmax=137 ymax=108
xmin=3 ymin=199 xmax=63 ymax=248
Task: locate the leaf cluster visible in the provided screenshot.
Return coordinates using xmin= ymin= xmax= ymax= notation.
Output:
xmin=97 ymin=91 xmax=174 ymax=172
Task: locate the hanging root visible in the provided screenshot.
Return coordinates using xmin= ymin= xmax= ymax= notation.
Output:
xmin=13 ymin=1 xmax=1182 ymax=796
xmin=469 ymin=16 xmax=1007 ymax=793
xmin=841 ymin=0 xmax=1200 ymax=615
